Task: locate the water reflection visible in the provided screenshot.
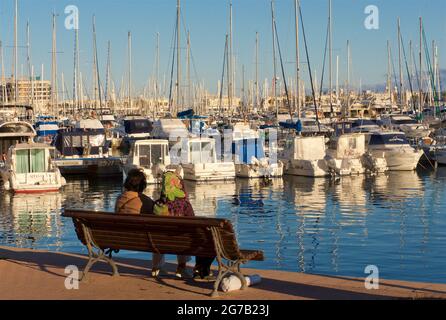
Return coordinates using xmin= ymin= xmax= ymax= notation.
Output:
xmin=0 ymin=170 xmax=445 ymax=283
xmin=0 ymin=192 xmax=63 ymax=249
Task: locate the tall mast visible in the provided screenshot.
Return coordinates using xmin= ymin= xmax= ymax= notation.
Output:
xmin=328 ymin=0 xmax=333 ymax=116
xmin=229 ymin=0 xmax=233 ymax=114
xmin=346 ymin=40 xmax=350 ymax=118
xmin=255 ymin=31 xmax=259 ymax=112
xmin=73 ymin=24 xmax=80 ymax=114
xmin=1 ymin=41 xmax=7 ymax=104
xmin=271 ymin=0 xmax=278 ymax=118
xmin=387 ymin=40 xmax=392 ymax=105
xmin=92 ymin=15 xmax=100 ymax=113
xmin=419 ymin=17 xmax=423 ymax=111
xmin=155 ymin=32 xmax=160 ymax=117
xmin=105 ymin=40 xmax=111 ymax=111
xmin=14 ymin=0 xmax=18 ymax=103
xmin=128 ymin=31 xmax=132 ymax=112
xmin=51 ymin=12 xmax=58 ymax=118
xmin=176 ymin=0 xmax=181 ymax=114
xmin=186 ymin=31 xmax=191 ymax=109
xmin=397 ymin=17 xmax=403 ymax=110
xmin=294 ymin=0 xmax=300 ymax=118
xmin=336 ymin=55 xmax=339 ymax=104
xmin=26 ymin=21 xmax=33 ymax=105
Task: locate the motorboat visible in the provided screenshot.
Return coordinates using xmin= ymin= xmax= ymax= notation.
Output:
xmin=0 ymin=143 xmax=65 ymax=193
xmin=181 ymin=137 xmax=236 ymax=182
xmin=279 ymin=135 xmax=329 ymax=177
xmin=325 ymin=133 xmax=367 ymax=176
xmin=123 ymin=139 xmax=182 ymax=184
xmin=52 ymin=119 xmax=122 ymax=177
xmin=366 ymin=132 xmax=423 ymax=171
xmin=231 ymin=123 xmax=283 ymax=178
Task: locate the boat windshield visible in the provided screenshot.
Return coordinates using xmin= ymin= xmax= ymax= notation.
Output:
xmin=392 ymin=119 xmax=417 ymax=125
xmin=189 ymin=141 xmax=215 ymax=164
xmin=15 ymin=149 xmax=48 ymax=174
xmin=124 ymin=120 xmax=152 ymax=134
xmin=369 ymin=134 xmax=409 ymax=145
xmin=138 ymin=144 xmax=165 ymax=167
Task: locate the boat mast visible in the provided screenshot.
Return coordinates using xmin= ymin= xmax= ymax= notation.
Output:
xmin=294 ymin=0 xmax=300 ymax=118
xmin=155 ymin=32 xmax=160 ymax=118
xmin=105 ymin=40 xmax=111 ymax=112
xmin=186 ymin=31 xmax=191 ymax=110
xmin=228 ymin=0 xmax=233 ymax=116
xmin=271 ymin=0 xmax=278 ymax=119
xmin=0 ymin=41 xmax=6 ymax=104
xmin=328 ymin=0 xmax=333 ymax=117
xmin=51 ymin=12 xmax=58 ymax=119
xmin=255 ymin=31 xmax=259 ymax=112
xmin=419 ymin=17 xmax=423 ymax=112
xmin=176 ymin=0 xmax=181 ymax=114
xmin=387 ymin=40 xmax=392 ymax=107
xmin=397 ymin=17 xmax=403 ymax=111
xmin=13 ymin=0 xmax=18 ymax=104
xmin=26 ymin=20 xmax=33 ymax=105
xmin=128 ymin=31 xmax=132 ymax=113
xmin=346 ymin=40 xmax=350 ymax=118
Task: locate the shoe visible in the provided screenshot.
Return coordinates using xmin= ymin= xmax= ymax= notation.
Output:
xmin=193 ymin=271 xmax=216 ymax=282
xmin=176 ymin=266 xmax=193 ymax=279
xmin=152 ymin=268 xmax=168 ymax=278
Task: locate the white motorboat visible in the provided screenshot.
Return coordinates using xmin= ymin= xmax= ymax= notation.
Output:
xmin=181 ymin=137 xmax=236 ymax=182
xmin=279 ymin=135 xmax=329 ymax=177
xmin=0 ymin=143 xmax=65 ymax=193
xmin=325 ymin=133 xmax=367 ymax=176
xmin=123 ymin=139 xmax=182 ymax=184
xmin=231 ymin=123 xmax=283 ymax=178
xmin=367 ymin=132 xmax=423 ymax=171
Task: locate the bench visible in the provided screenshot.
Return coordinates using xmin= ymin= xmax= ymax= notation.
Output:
xmin=62 ymin=209 xmax=264 ymax=297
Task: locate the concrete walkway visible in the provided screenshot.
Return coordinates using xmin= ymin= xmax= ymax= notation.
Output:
xmin=1 ymin=246 xmax=445 ymax=300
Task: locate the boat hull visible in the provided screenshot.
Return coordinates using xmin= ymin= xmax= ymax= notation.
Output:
xmin=54 ymin=157 xmax=123 ymax=177
xmin=283 ymin=159 xmax=329 ymax=177
xmin=235 ymin=162 xmax=283 ymax=178
xmin=370 ymin=148 xmax=423 ymax=171
xmin=182 ymin=162 xmax=236 ymax=182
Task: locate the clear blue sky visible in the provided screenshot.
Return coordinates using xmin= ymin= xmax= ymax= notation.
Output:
xmin=0 ymin=0 xmax=445 ymax=97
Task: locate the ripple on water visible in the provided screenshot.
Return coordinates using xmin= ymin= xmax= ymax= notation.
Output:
xmin=1 ymin=170 xmax=446 ymax=283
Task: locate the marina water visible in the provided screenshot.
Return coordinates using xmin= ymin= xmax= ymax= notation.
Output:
xmin=1 ymin=168 xmax=446 ymax=284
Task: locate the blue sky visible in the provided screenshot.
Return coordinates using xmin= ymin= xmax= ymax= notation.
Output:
xmin=0 ymin=0 xmax=445 ymax=97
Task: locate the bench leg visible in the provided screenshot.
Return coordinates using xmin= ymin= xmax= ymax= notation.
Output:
xmin=81 ymin=224 xmax=120 ymax=280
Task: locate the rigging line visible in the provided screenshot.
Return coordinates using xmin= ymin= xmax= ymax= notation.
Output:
xmin=411 ymin=45 xmax=421 ymax=92
xmin=399 ymin=32 xmax=417 ymax=113
xmin=298 ymin=0 xmax=321 ymax=132
xmin=422 ymin=27 xmax=437 ymax=102
xmin=274 ymin=20 xmax=292 ymax=119
xmin=219 ymin=35 xmax=229 ymax=117
xmin=319 ymin=22 xmax=330 ymax=107
xmin=168 ymin=17 xmax=178 ymax=112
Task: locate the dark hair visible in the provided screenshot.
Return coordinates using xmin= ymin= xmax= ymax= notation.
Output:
xmin=124 ymin=169 xmax=147 ymax=193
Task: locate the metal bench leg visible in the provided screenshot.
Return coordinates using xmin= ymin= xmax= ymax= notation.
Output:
xmin=81 ymin=224 xmax=120 ymax=280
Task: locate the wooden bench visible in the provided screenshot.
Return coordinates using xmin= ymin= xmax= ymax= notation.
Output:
xmin=62 ymin=209 xmax=264 ymax=297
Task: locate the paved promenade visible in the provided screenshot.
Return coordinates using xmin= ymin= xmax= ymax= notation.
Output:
xmin=1 ymin=246 xmax=445 ymax=300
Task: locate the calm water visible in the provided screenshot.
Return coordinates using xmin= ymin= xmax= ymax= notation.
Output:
xmin=1 ymin=169 xmax=446 ymax=284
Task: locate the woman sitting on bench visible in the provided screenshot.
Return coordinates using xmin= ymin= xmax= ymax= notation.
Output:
xmin=154 ymin=171 xmax=216 ymax=282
